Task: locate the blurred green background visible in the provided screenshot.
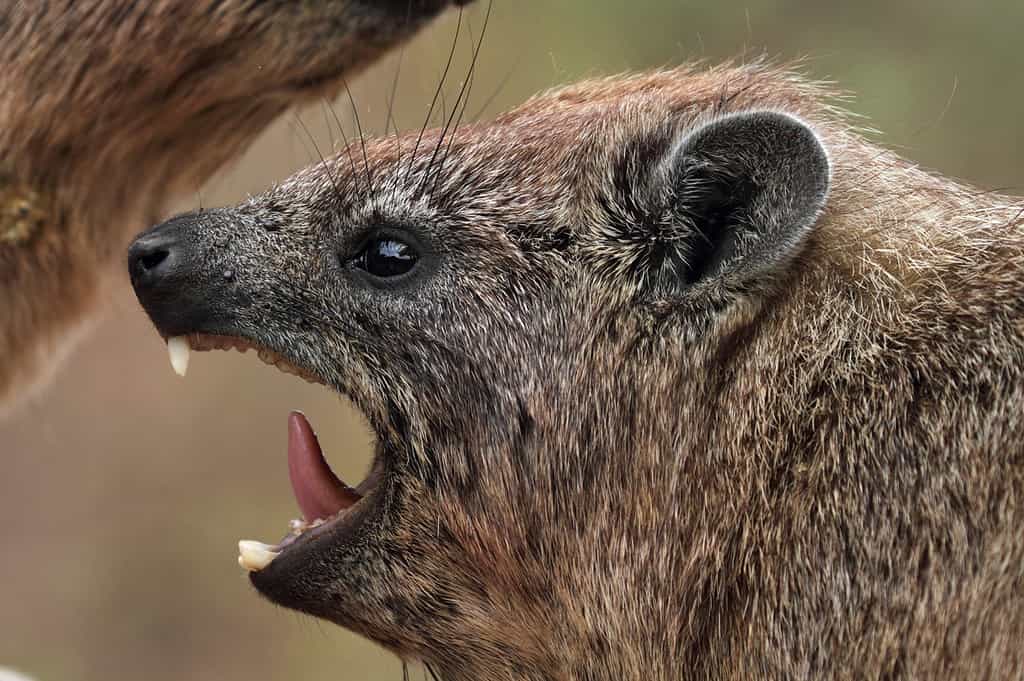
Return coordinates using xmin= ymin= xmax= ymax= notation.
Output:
xmin=2 ymin=1 xmax=1022 ymax=680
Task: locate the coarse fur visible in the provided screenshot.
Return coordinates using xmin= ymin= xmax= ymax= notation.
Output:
xmin=0 ymin=0 xmax=469 ymax=412
xmin=131 ymin=62 xmax=1024 ymax=679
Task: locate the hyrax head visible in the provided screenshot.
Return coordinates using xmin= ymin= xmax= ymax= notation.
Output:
xmin=129 ymin=65 xmax=830 ymax=678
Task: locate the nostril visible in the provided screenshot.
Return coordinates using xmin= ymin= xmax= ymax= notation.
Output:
xmin=139 ymin=248 xmax=170 ymax=272
xmin=129 ymin=238 xmax=176 ymax=287
xmin=128 ymin=219 xmax=193 ymax=291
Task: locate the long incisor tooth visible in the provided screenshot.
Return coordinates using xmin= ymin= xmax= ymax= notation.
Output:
xmin=167 ymin=336 xmax=190 ymax=377
xmin=237 ymin=540 xmax=280 ymax=572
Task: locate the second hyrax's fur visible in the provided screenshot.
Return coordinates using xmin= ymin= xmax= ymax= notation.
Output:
xmin=131 ymin=63 xmax=1024 ymax=679
xmin=0 ymin=0 xmax=469 ymax=412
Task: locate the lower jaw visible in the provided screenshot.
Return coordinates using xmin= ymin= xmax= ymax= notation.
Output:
xmin=238 ymin=427 xmax=391 ymax=582
xmin=245 ymin=473 xmax=393 ymax=619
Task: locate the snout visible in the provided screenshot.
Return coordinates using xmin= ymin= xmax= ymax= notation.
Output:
xmin=128 ymin=213 xmax=237 ymax=338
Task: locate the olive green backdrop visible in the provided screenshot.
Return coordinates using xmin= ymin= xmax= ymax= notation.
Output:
xmin=2 ymin=2 xmax=1022 ymax=679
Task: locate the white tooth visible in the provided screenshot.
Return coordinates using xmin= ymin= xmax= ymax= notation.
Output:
xmin=238 ymin=540 xmax=280 ymax=572
xmin=167 ymin=336 xmax=191 ymax=377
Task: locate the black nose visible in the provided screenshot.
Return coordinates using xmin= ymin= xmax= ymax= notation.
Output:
xmin=128 ymin=214 xmax=221 ymax=337
xmin=128 ymin=232 xmax=179 ymax=291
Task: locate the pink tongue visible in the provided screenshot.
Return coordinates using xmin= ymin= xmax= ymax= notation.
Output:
xmin=287 ymin=411 xmax=361 ymax=522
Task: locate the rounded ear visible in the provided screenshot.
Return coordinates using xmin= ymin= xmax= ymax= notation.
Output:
xmin=648 ymin=111 xmax=830 ymax=294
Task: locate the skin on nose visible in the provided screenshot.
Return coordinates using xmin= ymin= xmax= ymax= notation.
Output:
xmin=127 ymin=234 xmax=177 ymax=290
xmin=128 ymin=212 xmax=256 ymax=340
xmin=127 ymin=218 xmax=215 ymax=337
xmin=128 ymin=211 xmax=208 ymax=295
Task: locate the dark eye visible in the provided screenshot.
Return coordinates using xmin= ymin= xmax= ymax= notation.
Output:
xmin=353 ymin=235 xmax=420 ymax=279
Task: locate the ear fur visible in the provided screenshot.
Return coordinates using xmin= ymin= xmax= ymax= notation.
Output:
xmin=647 ymin=111 xmax=830 ymax=295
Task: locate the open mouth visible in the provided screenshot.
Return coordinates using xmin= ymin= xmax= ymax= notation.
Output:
xmin=164 ymin=333 xmax=379 ymax=573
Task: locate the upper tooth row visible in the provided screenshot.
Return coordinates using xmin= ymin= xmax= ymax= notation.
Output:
xmin=288 ymin=517 xmax=328 ymax=535
xmin=167 ymin=335 xmax=323 ymax=386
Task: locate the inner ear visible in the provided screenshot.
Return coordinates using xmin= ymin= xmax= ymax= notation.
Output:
xmin=653 ymin=111 xmax=831 ymax=292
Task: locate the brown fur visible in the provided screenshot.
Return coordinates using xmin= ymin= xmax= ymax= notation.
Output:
xmin=131 ymin=62 xmax=1024 ymax=679
xmin=0 ymin=0 xmax=468 ymax=410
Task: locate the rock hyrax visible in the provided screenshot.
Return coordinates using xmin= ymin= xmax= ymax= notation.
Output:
xmin=130 ymin=62 xmax=1024 ymax=680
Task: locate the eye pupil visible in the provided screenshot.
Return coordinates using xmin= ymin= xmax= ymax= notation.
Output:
xmin=357 ymin=236 xmax=419 ymax=278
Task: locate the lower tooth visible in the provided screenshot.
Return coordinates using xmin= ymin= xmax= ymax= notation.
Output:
xmin=237 ymin=540 xmax=280 ymax=571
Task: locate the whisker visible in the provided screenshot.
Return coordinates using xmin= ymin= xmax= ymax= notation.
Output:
xmin=424 ymin=0 xmax=492 ymax=200
xmin=470 ymin=51 xmax=520 ymax=122
xmin=385 ymin=16 xmax=409 ymax=206
xmin=321 ymin=99 xmax=336 ymax=154
xmin=427 ymin=70 xmax=474 ymax=199
xmin=343 ymin=78 xmax=374 ymax=198
xmin=288 ymin=117 xmax=317 ymax=166
xmin=324 ymin=96 xmax=364 ymax=196
xmin=385 ymin=1 xmax=413 ymax=142
xmin=405 ymin=7 xmax=463 ymax=186
xmin=293 ymin=113 xmax=346 ymax=287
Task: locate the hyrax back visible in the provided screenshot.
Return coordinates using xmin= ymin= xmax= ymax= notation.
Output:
xmin=130 ymin=62 xmax=1024 ymax=679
